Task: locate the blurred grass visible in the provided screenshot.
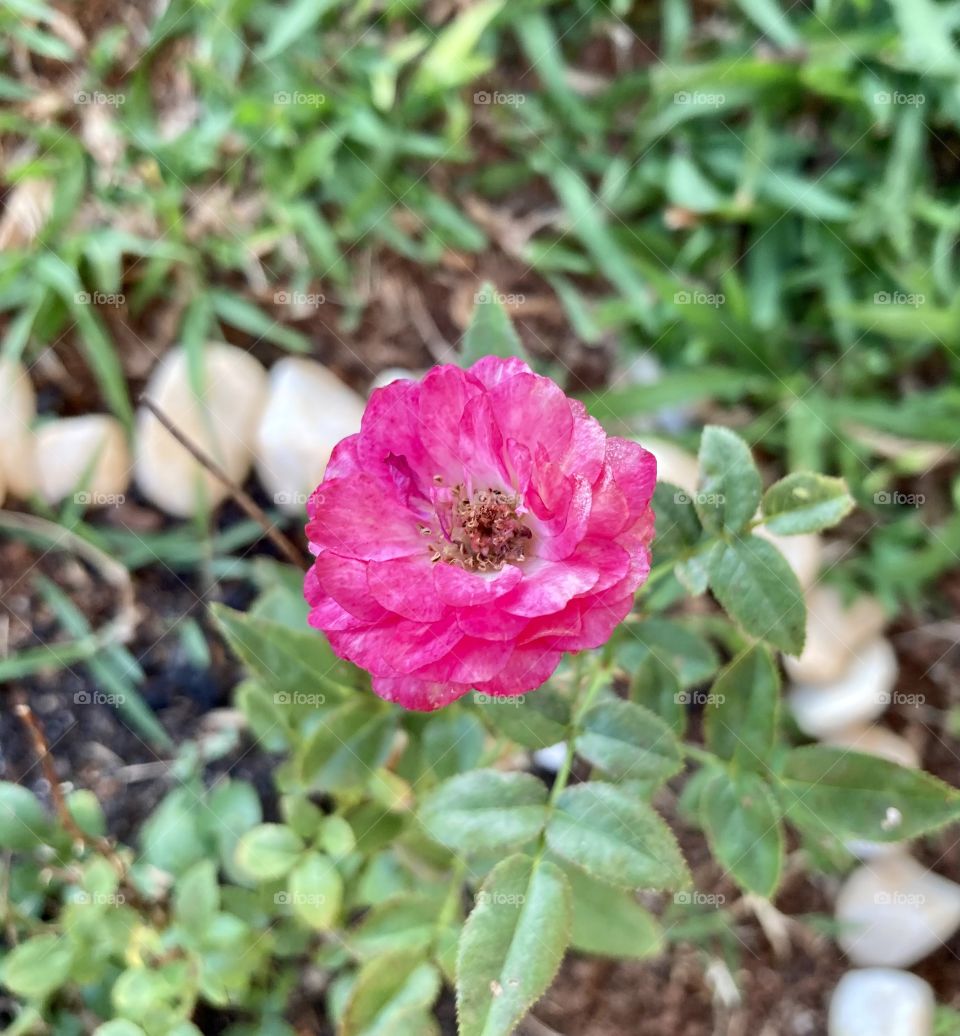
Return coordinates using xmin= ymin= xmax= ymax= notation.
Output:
xmin=1 ymin=0 xmax=959 ymax=605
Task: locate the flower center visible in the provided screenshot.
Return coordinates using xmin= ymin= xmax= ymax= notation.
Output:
xmin=427 ymin=486 xmax=531 ymax=572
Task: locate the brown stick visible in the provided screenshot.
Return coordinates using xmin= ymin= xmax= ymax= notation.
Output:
xmin=139 ymin=395 xmax=310 ymax=571
xmin=13 ymin=701 xmax=90 ymax=847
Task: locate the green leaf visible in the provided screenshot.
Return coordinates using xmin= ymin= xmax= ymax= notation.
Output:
xmin=480 ymin=684 xmax=571 ymax=749
xmin=761 ymin=472 xmax=855 ymax=534
xmin=777 ymin=746 xmax=960 ymax=842
xmin=560 ymin=864 xmax=663 ymax=959
xmin=620 ymin=617 xmax=720 ymax=689
xmin=0 ymin=781 xmax=52 ymax=850
xmin=342 ymin=951 xmax=442 ymax=1036
xmin=630 ymin=652 xmax=686 ymax=735
xmin=0 ymin=934 xmax=73 ymax=1000
xmin=173 ymin=860 xmax=219 ymax=939
xmin=461 ymin=282 xmax=527 ymax=366
xmin=211 ymin=603 xmax=348 ymax=700
xmin=350 ymin=893 xmax=446 ymax=960
xmin=650 ymin=482 xmax=702 ymax=562
xmin=234 ymin=824 xmax=305 ymax=882
xmin=700 ymin=771 xmax=783 ymax=897
xmin=287 ymin=852 xmax=343 ymax=930
xmin=414 ymin=0 xmax=505 ymax=93
xmin=576 ymin=699 xmax=682 ymax=783
xmin=420 ymin=712 xmax=485 ymax=782
xmin=257 ymin=0 xmax=337 ymax=60
xmin=695 ymin=425 xmax=762 ymax=534
xmin=297 ymin=700 xmax=397 ymax=793
xmin=708 ymin=536 xmax=806 ymax=654
xmin=457 ymin=855 xmax=571 ymax=1036
xmin=546 ymin=783 xmax=689 ymax=891
xmin=702 ymin=644 xmax=780 ymax=769
xmin=420 ymin=771 xmax=548 ymax=855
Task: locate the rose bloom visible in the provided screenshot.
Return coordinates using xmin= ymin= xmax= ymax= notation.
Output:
xmin=304 ymin=356 xmax=656 ymax=710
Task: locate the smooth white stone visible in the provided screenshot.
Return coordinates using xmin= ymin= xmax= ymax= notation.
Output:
xmin=255 ymin=358 xmax=366 ymax=516
xmin=836 ymin=854 xmax=960 ymax=967
xmin=135 ymin=343 xmax=268 ymax=517
xmin=755 ymin=527 xmax=823 ymax=590
xmin=369 ymin=367 xmax=419 ymax=395
xmin=788 ymin=637 xmax=897 ymax=739
xmin=825 ymin=726 xmax=920 ymax=770
xmin=0 ymin=359 xmax=37 ymax=498
xmin=642 ymin=437 xmax=699 ymax=495
xmin=829 ymin=968 xmax=934 ymax=1036
xmin=35 ymin=415 xmax=131 ymax=506
xmin=532 ymin=742 xmax=568 ymax=774
xmin=785 ymin=587 xmax=888 ymax=685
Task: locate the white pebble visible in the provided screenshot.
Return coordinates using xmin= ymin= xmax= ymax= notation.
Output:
xmin=829 ymin=968 xmax=934 ymax=1036
xmin=135 ymin=343 xmax=268 ymax=517
xmin=0 ymin=359 xmax=37 ymax=498
xmin=35 ymin=415 xmax=130 ymax=507
xmin=255 ymin=358 xmax=366 ymax=516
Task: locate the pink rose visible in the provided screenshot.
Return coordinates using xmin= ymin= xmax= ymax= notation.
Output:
xmin=305 ymin=357 xmax=656 ymax=710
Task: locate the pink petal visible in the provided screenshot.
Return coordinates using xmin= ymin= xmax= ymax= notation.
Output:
xmin=433 ymin=561 xmax=522 ymax=606
xmin=371 ymin=673 xmax=473 ymax=711
xmin=366 ymin=556 xmax=447 ymax=621
xmin=501 ymin=557 xmax=599 ymax=617
xmin=469 ymin=355 xmax=532 ymax=388
xmin=476 ymin=646 xmax=563 ymax=697
xmin=306 ymin=475 xmax=423 ymax=561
